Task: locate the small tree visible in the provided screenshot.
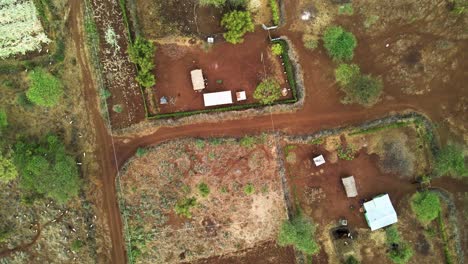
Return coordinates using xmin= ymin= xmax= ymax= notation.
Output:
xmin=335 ymin=63 xmax=360 ymax=87
xmin=253 ymin=78 xmax=281 ymax=104
xmin=434 ymin=144 xmax=466 ymax=177
xmin=278 ymin=214 xmax=319 ymax=255
xmin=26 ymin=68 xmax=63 ymax=107
xmin=221 ymin=11 xmax=254 ymax=44
xmin=343 ymin=74 xmax=383 ymax=106
xmin=197 ymin=182 xmax=210 ymax=197
xmin=0 ymin=155 xmax=18 ymax=183
xmin=271 ymin=43 xmax=283 ymax=56
xmin=322 ymin=26 xmax=357 ymax=61
xmin=410 ymin=191 xmax=441 ymax=225
xmin=128 ymin=36 xmax=156 ymax=88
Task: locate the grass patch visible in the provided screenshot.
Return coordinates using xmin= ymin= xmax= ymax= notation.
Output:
xmin=349 ymin=121 xmax=410 ymax=136
xmin=240 ymin=136 xmax=257 ymax=148
xmin=338 ymin=3 xmax=354 ymax=15
xmin=385 ymin=225 xmax=414 ymax=264
xmin=269 ymin=0 xmax=280 ymax=25
xmin=278 ymin=213 xmax=320 ymax=255
xmin=337 ymin=145 xmax=355 ymax=160
xmin=437 ymin=213 xmax=454 ymax=264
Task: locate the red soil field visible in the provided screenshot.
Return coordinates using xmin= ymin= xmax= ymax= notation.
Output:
xmin=153 ymin=30 xmax=291 ymax=114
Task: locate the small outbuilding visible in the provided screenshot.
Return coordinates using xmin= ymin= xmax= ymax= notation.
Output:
xmin=341 ymin=176 xmax=358 ymax=198
xmin=190 ymin=69 xmax=205 ymax=91
xmin=363 ymin=194 xmax=398 ymax=231
xmin=203 ymin=91 xmax=233 ymax=107
xmin=236 ymin=91 xmax=246 ymax=101
xmin=313 ymin=155 xmax=325 ymax=166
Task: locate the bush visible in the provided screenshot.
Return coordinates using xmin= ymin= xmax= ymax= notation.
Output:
xmin=271 ymin=43 xmax=283 ymax=56
xmin=302 ymin=35 xmax=318 ymax=50
xmin=434 ymin=144 xmax=467 ymax=177
xmin=335 ymin=63 xmax=360 ymax=87
xmin=13 ymin=135 xmax=81 ymax=204
xmin=323 ymin=26 xmax=357 ymax=61
xmin=174 ymin=197 xmax=197 ymax=218
xmin=254 ymin=78 xmax=281 ymax=105
xmin=410 ymin=191 xmax=441 ymax=225
xmin=198 ymin=182 xmax=210 ymax=197
xmin=278 ymin=214 xmax=319 ymax=255
xmin=128 ymin=36 xmax=156 ymax=88
xmin=338 ymin=3 xmax=354 ymax=15
xmin=0 ymin=154 xmax=18 ymax=183
xmin=221 ymin=11 xmax=254 ymax=44
xmin=0 ymin=109 xmax=7 ymax=128
xmin=385 ymin=225 xmax=413 ymax=264
xmin=113 ymin=104 xmax=123 ymax=113
xmin=244 ymin=183 xmax=255 ymax=195
xmin=136 ymin=147 xmax=147 ymax=157
xmin=71 ymin=239 xmax=84 ymax=251
xmin=346 ymin=256 xmax=360 ymax=264
xmin=344 ymin=74 xmax=383 ymax=107
xmin=26 ymin=68 xmax=63 ymax=107
xmin=269 ymin=0 xmax=280 ymax=25
xmin=240 ymin=136 xmax=256 ymax=148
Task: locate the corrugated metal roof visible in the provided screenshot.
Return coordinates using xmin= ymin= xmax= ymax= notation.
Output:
xmin=341 ymin=176 xmax=358 ymax=197
xmin=203 ymin=91 xmax=233 ymax=107
xmin=191 ymin=69 xmax=205 ymax=91
xmin=364 ymin=194 xmax=398 ymax=231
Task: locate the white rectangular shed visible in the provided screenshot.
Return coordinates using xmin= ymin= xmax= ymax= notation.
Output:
xmin=191 ymin=69 xmax=205 ymax=91
xmin=313 ymin=155 xmax=325 ymax=166
xmin=364 ymin=194 xmax=398 ymax=231
xmin=341 ymin=176 xmax=358 ymax=197
xmin=203 ymin=91 xmax=233 ymax=107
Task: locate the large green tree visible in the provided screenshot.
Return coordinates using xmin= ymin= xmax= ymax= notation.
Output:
xmin=13 ymin=135 xmax=81 ymax=204
xmin=410 ymin=191 xmax=441 ymax=225
xmin=323 ymin=26 xmax=357 ymax=61
xmin=253 ymin=78 xmax=281 ymax=104
xmin=221 ymin=11 xmax=254 ymax=44
xmin=128 ymin=36 xmax=156 ymax=88
xmin=278 ymin=214 xmax=319 ymax=255
xmin=434 ymin=144 xmax=467 ymax=177
xmin=26 ymin=68 xmax=63 ymax=107
xmin=0 ymin=154 xmax=18 ymax=183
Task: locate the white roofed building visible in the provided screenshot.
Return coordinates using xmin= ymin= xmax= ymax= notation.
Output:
xmin=364 ymin=194 xmax=398 ymax=231
xmin=191 ymin=69 xmax=205 ymax=91
xmin=341 ymin=176 xmax=358 ymax=198
xmin=203 ymin=91 xmax=233 ymax=107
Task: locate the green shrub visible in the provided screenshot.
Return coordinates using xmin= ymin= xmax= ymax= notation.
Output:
xmin=174 ymin=197 xmax=197 ymax=218
xmin=309 ymin=138 xmax=324 ymax=145
xmin=254 ymin=78 xmax=281 ymax=105
xmin=221 ymin=11 xmax=254 ymax=44
xmin=337 ymin=145 xmax=355 ymax=160
xmin=195 ymin=139 xmax=205 ymax=149
xmin=343 ymin=74 xmax=383 ymax=107
xmin=335 ymin=63 xmax=360 ymax=87
xmin=271 ymin=43 xmax=283 ymax=56
xmin=278 ymin=214 xmax=319 ymax=255
xmin=385 ymin=225 xmax=400 ymax=245
xmin=26 ymin=68 xmax=63 ymax=107
xmin=13 ymin=135 xmax=81 ymax=204
xmin=244 ymin=183 xmax=255 ymax=195
xmin=136 ymin=147 xmax=147 ymax=157
xmin=100 ymin=88 xmax=112 ymax=100
xmin=0 ymin=154 xmax=18 ymax=183
xmin=113 ymin=104 xmax=123 ymax=113
xmin=269 ymin=0 xmax=280 ymax=25
xmin=385 ymin=225 xmax=413 ymax=264
xmin=338 ymin=3 xmax=354 ymax=15
xmin=346 ymin=256 xmax=360 ymax=264
xmin=128 ymin=36 xmax=156 ymax=88
xmin=0 ymin=109 xmax=7 ymax=128
xmin=434 ymin=144 xmax=467 ymax=177
xmin=198 ymin=182 xmax=210 ymax=197
xmin=240 ymin=136 xmax=256 ymax=148
xmin=71 ymin=239 xmax=84 ymax=251
xmin=410 ymin=191 xmax=441 ymax=225
xmin=323 ymin=26 xmax=357 ymax=61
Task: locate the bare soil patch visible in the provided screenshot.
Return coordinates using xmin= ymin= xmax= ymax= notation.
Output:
xmin=153 ymin=30 xmax=292 ymax=114
xmin=118 ymin=136 xmax=287 ymax=263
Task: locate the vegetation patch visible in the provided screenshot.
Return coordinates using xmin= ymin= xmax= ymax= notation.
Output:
xmin=278 ymin=214 xmax=320 ymax=255
xmin=323 ymin=26 xmax=357 ymax=61
xmin=269 ymin=0 xmax=280 ymax=25
xmin=26 ymin=68 xmax=63 ymax=107
xmin=254 ymin=78 xmax=281 ymax=105
xmin=174 ymin=197 xmax=197 ymax=218
xmin=243 ymin=183 xmax=255 ymax=195
xmin=410 ymin=191 xmax=441 ymax=225
xmin=221 ymin=10 xmax=255 ymax=44
xmin=197 ymin=182 xmax=210 ymax=197
xmin=128 ymin=36 xmax=156 ymax=88
xmin=385 ymin=225 xmax=414 ymax=264
xmin=338 ymin=3 xmax=354 ymax=15
xmin=434 ymin=144 xmax=466 ymax=177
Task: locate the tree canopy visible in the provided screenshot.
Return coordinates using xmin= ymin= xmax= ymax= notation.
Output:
xmin=278 ymin=214 xmax=320 ymax=255
xmin=26 ymin=68 xmax=63 ymax=107
xmin=221 ymin=11 xmax=254 ymax=44
xmin=271 ymin=43 xmax=283 ymax=56
xmin=410 ymin=191 xmax=441 ymax=225
xmin=434 ymin=144 xmax=467 ymax=177
xmin=335 ymin=63 xmax=360 ymax=87
xmin=253 ymin=78 xmax=281 ymax=104
xmin=0 ymin=154 xmax=18 ymax=183
xmin=13 ymin=135 xmax=81 ymax=204
xmin=323 ymin=26 xmax=357 ymax=61
xmin=128 ymin=36 xmax=156 ymax=88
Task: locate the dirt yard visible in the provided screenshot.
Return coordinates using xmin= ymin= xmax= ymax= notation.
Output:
xmin=153 ymin=30 xmax=291 ymax=114
xmin=282 ymin=125 xmax=449 ymax=263
xmin=118 ymin=136 xmax=288 ymax=263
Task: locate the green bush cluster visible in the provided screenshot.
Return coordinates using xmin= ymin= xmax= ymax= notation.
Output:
xmin=410 ymin=191 xmax=441 ymax=225
xmin=434 ymin=144 xmax=466 ymax=177
xmin=13 ymin=135 xmax=81 ymax=204
xmin=278 ymin=214 xmax=319 ymax=255
xmin=136 ymin=147 xmax=147 ymax=157
xmin=174 ymin=197 xmax=197 ymax=218
xmin=323 ymin=26 xmax=357 ymax=61
xmin=271 ymin=43 xmax=283 ymax=56
xmin=197 ymin=182 xmax=210 ymax=197
xmin=335 ymin=64 xmax=383 ymax=107
xmin=0 ymin=154 xmax=18 ymax=183
xmin=346 ymin=256 xmax=360 ymax=264
xmin=26 ymin=68 xmax=63 ymax=107
xmin=269 ymin=0 xmax=280 ymax=25
xmin=221 ymin=11 xmax=254 ymax=44
xmin=385 ymin=225 xmax=414 ymax=264
xmin=240 ymin=136 xmax=256 ymax=148
xmin=128 ymin=36 xmax=156 ymax=88
xmin=338 ymin=3 xmax=354 ymax=15
xmin=254 ymin=78 xmax=281 ymax=105
xmin=0 ymin=109 xmax=7 ymax=129
xmin=337 ymin=145 xmax=355 ymax=160
xmin=199 ymin=0 xmax=246 ymax=7
xmin=244 ymin=183 xmax=255 ymax=195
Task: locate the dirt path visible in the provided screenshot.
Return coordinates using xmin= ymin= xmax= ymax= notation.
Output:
xmin=69 ymin=1 xmax=126 ymax=263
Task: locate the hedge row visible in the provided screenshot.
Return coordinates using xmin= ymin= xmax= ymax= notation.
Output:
xmin=147 ymin=39 xmax=299 ymax=120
